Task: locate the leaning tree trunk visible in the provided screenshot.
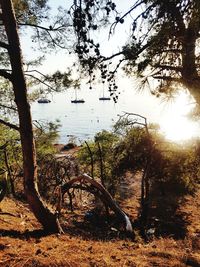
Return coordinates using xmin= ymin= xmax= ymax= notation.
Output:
xmin=0 ymin=0 xmax=60 ymax=233
xmin=61 ymin=173 xmax=133 ymax=233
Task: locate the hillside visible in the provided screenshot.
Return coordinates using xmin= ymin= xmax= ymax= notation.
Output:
xmin=0 ymin=172 xmax=200 ymax=267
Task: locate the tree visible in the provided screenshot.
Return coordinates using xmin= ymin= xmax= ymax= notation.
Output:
xmin=71 ymin=0 xmax=200 ymax=107
xmin=0 ymin=0 xmax=69 ymax=232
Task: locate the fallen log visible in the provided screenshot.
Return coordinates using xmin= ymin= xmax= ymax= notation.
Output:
xmin=61 ymin=173 xmax=133 ymax=233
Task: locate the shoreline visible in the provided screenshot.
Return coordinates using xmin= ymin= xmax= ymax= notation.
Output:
xmin=53 ymin=143 xmax=81 ymax=157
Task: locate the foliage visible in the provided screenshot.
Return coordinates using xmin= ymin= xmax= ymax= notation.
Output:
xmin=13 ymin=0 xmax=49 ymax=24
xmin=78 ymin=130 xmax=119 ymax=193
xmin=33 ymin=120 xmax=80 ymax=205
xmin=34 ymin=120 xmax=61 ymax=159
xmin=38 ymin=154 xmax=80 ymax=205
xmin=0 ymin=120 xmax=61 ymax=197
xmin=71 ymin=0 xmax=200 ymax=107
xmin=0 ymin=125 xmax=22 ymax=168
xmin=78 ymin=121 xmax=199 ymax=198
xmin=0 ymin=0 xmax=74 ymax=129
xmin=0 ymin=0 xmax=76 ymax=232
xmin=0 ymin=124 xmax=22 ymax=195
xmin=112 ymin=126 xmax=151 ymax=175
xmin=115 ymin=127 xmax=199 ymax=195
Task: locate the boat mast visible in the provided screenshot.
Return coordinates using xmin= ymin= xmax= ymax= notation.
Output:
xmin=75 ymin=88 xmax=78 ymax=100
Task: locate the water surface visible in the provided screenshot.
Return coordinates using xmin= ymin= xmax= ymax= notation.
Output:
xmin=31 ymin=86 xmax=200 ymax=144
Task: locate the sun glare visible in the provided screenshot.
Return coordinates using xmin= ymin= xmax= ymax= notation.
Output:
xmin=159 ymin=93 xmax=199 ymax=142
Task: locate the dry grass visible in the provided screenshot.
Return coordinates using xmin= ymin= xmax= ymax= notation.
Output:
xmin=0 ymin=177 xmax=200 ymax=266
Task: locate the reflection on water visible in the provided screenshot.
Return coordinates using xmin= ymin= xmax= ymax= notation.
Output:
xmin=31 ymin=88 xmax=200 ymax=144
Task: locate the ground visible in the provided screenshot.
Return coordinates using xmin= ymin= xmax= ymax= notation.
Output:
xmin=0 ymin=147 xmax=200 ymax=266
xmin=1 ymin=177 xmax=200 ymax=266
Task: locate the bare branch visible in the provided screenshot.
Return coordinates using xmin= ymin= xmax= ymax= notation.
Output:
xmin=85 ymin=141 xmax=94 ymax=179
xmin=25 ymin=69 xmax=49 ymax=79
xmin=18 ymin=23 xmax=69 ymax=49
xmin=24 ymin=73 xmax=56 ymax=91
xmin=18 ymin=23 xmax=70 ymax=32
xmin=109 ymin=0 xmax=144 ymax=35
xmin=101 ymin=51 xmax=123 ymax=62
xmin=122 ymin=111 xmax=147 ymax=122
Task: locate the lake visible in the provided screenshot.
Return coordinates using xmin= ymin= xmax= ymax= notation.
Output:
xmin=31 ymin=85 xmax=200 ymax=144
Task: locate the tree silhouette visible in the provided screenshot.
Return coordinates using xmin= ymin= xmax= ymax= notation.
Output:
xmin=71 ymin=0 xmax=200 ymax=107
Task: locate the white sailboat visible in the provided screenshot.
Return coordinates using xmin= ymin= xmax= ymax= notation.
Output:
xmin=99 ymin=86 xmax=111 ymax=101
xmin=71 ymin=88 xmax=85 ymax=103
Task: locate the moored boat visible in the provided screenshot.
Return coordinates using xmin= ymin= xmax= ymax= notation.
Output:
xmin=37 ymin=98 xmax=51 ymax=103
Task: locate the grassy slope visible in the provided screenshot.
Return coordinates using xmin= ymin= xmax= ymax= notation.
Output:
xmin=0 ymin=176 xmax=200 ymax=267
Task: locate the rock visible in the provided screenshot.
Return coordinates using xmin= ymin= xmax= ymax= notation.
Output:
xmin=62 ymin=143 xmax=77 ymax=151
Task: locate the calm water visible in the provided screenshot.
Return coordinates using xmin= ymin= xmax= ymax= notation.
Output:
xmin=31 ymin=86 xmax=200 ymax=144
xmin=31 ymin=86 xmax=163 ymax=144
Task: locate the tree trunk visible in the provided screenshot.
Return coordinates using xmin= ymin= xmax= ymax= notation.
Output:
xmin=3 ymin=147 xmax=16 ymax=198
xmin=0 ymin=0 xmax=60 ymax=233
xmin=181 ymin=16 xmax=200 ymax=105
xmin=62 ymin=173 xmax=133 ymax=233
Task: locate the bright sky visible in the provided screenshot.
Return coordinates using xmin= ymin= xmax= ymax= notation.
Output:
xmin=21 ymin=0 xmax=200 ymax=142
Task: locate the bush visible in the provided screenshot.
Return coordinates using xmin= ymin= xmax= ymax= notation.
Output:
xmin=78 ymin=123 xmax=199 ymax=198
xmin=78 ymin=130 xmax=119 ymax=194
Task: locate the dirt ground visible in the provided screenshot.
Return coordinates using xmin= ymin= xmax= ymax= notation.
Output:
xmin=0 ymin=145 xmax=200 ymax=267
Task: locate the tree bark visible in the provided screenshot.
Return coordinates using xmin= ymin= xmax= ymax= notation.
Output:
xmin=0 ymin=0 xmax=60 ymax=233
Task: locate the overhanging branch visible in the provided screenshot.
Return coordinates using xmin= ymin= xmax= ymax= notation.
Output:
xmin=24 ymin=73 xmax=56 ymax=91
xmin=0 ymin=69 xmax=12 ymax=81
xmin=153 ymin=76 xmax=182 ymax=82
xmin=0 ymin=119 xmax=19 ymax=131
xmin=18 ymin=23 xmax=69 ymax=32
xmin=155 ymin=64 xmax=182 ymax=72
xmin=0 ymin=41 xmax=9 ymax=50
xmin=0 ymin=103 xmax=17 ymax=112
xmin=109 ymin=0 xmax=145 ymax=35
xmin=101 ymin=51 xmax=124 ymax=62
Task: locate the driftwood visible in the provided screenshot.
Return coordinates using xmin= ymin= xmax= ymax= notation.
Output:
xmin=61 ymin=173 xmax=133 ymax=233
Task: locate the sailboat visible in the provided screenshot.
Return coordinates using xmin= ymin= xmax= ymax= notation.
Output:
xmin=99 ymin=86 xmax=111 ymax=101
xmin=37 ymin=97 xmax=51 ymax=103
xmin=71 ymin=88 xmax=85 ymax=103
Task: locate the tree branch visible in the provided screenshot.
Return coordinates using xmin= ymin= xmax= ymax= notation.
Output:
xmin=0 ymin=103 xmax=17 ymax=112
xmin=24 ymin=73 xmax=56 ymax=91
xmin=101 ymin=51 xmax=124 ymax=62
xmin=153 ymin=76 xmax=182 ymax=82
xmin=18 ymin=23 xmax=69 ymax=32
xmin=62 ymin=173 xmax=133 ymax=233
xmin=109 ymin=0 xmax=145 ymax=35
xmin=0 ymin=69 xmax=12 ymax=81
xmin=0 ymin=119 xmax=19 ymax=131
xmin=25 ymin=69 xmax=49 ymax=79
xmin=18 ymin=23 xmax=69 ymax=49
xmin=0 ymin=41 xmax=9 ymax=50
xmin=155 ymin=64 xmax=183 ymax=71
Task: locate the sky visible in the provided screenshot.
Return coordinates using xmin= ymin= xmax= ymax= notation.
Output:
xmin=21 ymin=0 xmax=200 ymax=142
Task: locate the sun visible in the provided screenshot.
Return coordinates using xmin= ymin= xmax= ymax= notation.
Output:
xmin=159 ymin=93 xmax=199 ymax=142
xmin=161 ymin=117 xmax=198 ymax=142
